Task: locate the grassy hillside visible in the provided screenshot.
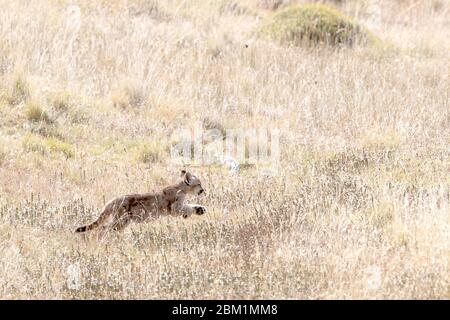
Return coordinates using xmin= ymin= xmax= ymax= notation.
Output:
xmin=0 ymin=0 xmax=449 ymax=299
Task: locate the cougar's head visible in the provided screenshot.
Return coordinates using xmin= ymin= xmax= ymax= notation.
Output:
xmin=180 ymin=170 xmax=205 ymax=196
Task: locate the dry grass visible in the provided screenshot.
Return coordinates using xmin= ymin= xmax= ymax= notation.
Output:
xmin=0 ymin=0 xmax=449 ymax=299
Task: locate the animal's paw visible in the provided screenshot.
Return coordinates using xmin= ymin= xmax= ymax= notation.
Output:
xmin=194 ymin=205 xmax=206 ymax=215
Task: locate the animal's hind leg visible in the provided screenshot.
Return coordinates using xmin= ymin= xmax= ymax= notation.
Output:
xmin=96 ymin=216 xmax=131 ymax=238
xmin=110 ymin=213 xmax=132 ymax=232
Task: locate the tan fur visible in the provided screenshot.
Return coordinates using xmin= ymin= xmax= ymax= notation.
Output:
xmin=75 ymin=170 xmax=206 ymax=233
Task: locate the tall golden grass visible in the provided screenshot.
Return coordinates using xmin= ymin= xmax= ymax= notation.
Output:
xmin=0 ymin=0 xmax=449 ymax=299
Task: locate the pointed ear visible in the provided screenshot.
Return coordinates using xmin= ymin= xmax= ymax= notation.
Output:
xmin=184 ymin=172 xmax=193 ymax=185
xmin=180 ymin=169 xmax=187 ymax=177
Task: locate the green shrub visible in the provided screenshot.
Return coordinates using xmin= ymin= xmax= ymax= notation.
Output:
xmin=111 ymin=82 xmax=146 ymax=109
xmin=8 ymin=74 xmax=30 ymax=105
xmin=135 ymin=141 xmax=167 ymax=164
xmin=51 ymin=91 xmax=73 ymax=112
xmin=259 ymin=4 xmax=377 ymax=47
xmin=22 ymin=133 xmax=47 ymax=155
xmin=25 ymin=101 xmax=52 ymax=123
xmin=22 ymin=133 xmax=74 ymax=158
xmin=45 ymin=137 xmax=75 ymax=158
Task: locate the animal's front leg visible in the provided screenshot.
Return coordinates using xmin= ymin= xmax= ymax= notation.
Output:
xmin=171 ymin=201 xmax=206 ymax=218
xmin=190 ymin=204 xmax=206 ymax=215
xmin=180 ymin=204 xmax=206 ymax=217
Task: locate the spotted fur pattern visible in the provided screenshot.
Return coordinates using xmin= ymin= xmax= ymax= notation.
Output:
xmin=75 ymin=170 xmax=206 ymax=233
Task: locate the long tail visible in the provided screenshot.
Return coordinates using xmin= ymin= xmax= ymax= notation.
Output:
xmin=75 ymin=212 xmax=108 ymax=233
